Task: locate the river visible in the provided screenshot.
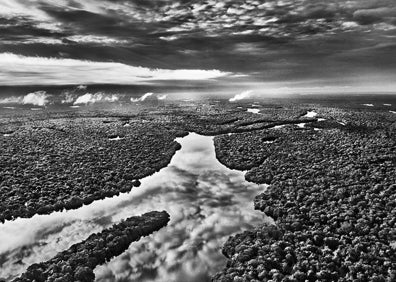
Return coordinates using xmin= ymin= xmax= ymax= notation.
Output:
xmin=0 ymin=133 xmax=270 ymax=281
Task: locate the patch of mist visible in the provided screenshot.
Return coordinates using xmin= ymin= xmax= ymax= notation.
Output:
xmin=131 ymin=93 xmax=153 ymax=102
xmin=74 ymin=92 xmax=119 ymax=105
xmin=157 ymin=94 xmax=167 ymax=100
xmin=229 ymin=90 xmax=252 ymax=102
xmin=247 ymin=108 xmax=260 ymax=114
xmin=304 ymin=111 xmax=317 ymax=118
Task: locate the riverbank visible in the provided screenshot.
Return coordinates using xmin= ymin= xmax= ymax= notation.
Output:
xmin=12 ymin=211 xmax=170 ymax=282
xmin=212 ymin=107 xmax=396 ymax=281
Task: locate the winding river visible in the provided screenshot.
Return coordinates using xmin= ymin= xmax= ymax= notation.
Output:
xmin=0 ymin=133 xmax=270 ymax=281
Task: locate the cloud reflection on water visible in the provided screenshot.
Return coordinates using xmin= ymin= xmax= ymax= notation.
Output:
xmin=0 ymin=133 xmax=269 ymax=282
xmin=94 ymin=134 xmax=269 ymax=282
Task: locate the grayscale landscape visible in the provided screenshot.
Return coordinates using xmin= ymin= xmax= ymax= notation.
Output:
xmin=0 ymin=1 xmax=395 ymax=282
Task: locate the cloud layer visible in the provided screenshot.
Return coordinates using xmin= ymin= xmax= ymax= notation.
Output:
xmin=0 ymin=53 xmax=230 ymax=85
xmin=0 ymin=1 xmax=395 ymax=90
xmin=0 ymin=89 xmax=173 ymax=106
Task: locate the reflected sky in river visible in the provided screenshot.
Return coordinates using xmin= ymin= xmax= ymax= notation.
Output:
xmin=0 ymin=133 xmax=269 ymax=281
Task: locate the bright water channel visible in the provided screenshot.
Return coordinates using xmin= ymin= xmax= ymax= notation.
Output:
xmin=0 ymin=133 xmax=270 ymax=281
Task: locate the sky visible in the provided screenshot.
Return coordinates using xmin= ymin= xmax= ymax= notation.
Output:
xmin=0 ymin=0 xmax=396 ymax=94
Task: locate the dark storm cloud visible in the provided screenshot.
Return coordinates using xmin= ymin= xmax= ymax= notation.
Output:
xmin=0 ymin=0 xmax=396 ymax=89
xmin=39 ymin=5 xmax=161 ymax=40
xmin=0 ymin=16 xmax=66 ymax=44
xmin=1 ymin=1 xmax=395 ymax=45
xmin=353 ymin=7 xmax=396 ymax=25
